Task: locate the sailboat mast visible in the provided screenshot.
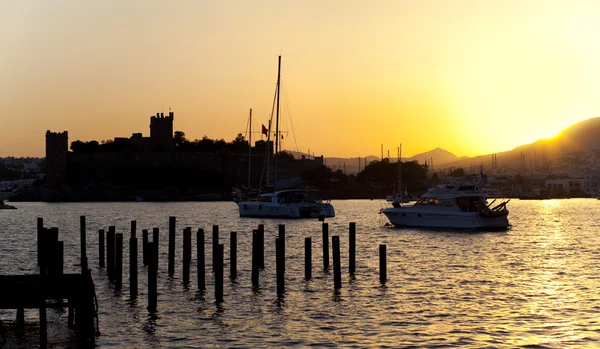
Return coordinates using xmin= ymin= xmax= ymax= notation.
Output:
xmin=396 ymin=146 xmax=400 ymax=194
xmin=399 ymin=144 xmax=402 ymax=193
xmin=248 ymin=108 xmax=252 ymax=189
xmin=275 ymin=55 xmax=281 ymax=155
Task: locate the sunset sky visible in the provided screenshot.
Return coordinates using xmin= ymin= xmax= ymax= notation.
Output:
xmin=2 ymin=0 xmax=600 ymax=159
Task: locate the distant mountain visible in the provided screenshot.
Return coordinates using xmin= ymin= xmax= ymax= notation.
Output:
xmin=285 ymin=117 xmax=600 ymax=175
xmin=440 ymin=116 xmax=600 ymax=172
xmin=405 ymin=147 xmax=464 ymax=167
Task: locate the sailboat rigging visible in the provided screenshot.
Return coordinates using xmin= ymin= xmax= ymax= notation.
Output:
xmin=386 ymin=144 xmax=411 ymax=207
xmin=236 ymin=55 xmax=335 ymax=218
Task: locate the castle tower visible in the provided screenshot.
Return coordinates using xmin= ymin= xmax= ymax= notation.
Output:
xmin=150 ymin=111 xmax=174 ymax=150
xmin=45 ymin=130 xmax=68 ymax=184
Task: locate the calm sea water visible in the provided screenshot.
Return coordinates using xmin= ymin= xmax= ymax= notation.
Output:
xmin=1 ymin=199 xmax=600 ymax=348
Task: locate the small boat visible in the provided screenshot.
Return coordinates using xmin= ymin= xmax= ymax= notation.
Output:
xmin=0 ymin=200 xmax=17 ymax=209
xmin=237 ymin=55 xmax=336 ymax=219
xmin=386 ymin=189 xmax=412 ymax=207
xmin=380 ymin=174 xmax=510 ymax=230
xmin=238 ymin=189 xmax=335 ymax=218
xmin=385 ymin=145 xmax=412 ymax=207
xmin=518 ymin=189 xmax=550 ymax=200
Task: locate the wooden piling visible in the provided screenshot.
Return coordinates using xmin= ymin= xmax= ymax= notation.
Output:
xmin=115 ymin=233 xmax=123 ymax=291
xmin=276 ymin=237 xmax=285 ymax=295
xmin=212 ymin=225 xmax=219 ymax=272
xmin=130 ymin=222 xmax=138 ymax=298
xmin=152 ymin=228 xmax=159 ymax=270
xmin=56 ymin=241 xmax=64 ymax=277
xmin=183 ymin=227 xmax=191 ymax=284
xmin=349 ymin=222 xmax=356 ymax=275
xmin=332 ymin=236 xmax=341 ymax=289
xmin=37 ymin=217 xmax=43 ymax=266
xmin=80 ymin=215 xmax=88 ymax=273
xmin=147 ymin=242 xmax=157 ymax=312
xmin=67 ymin=302 xmax=74 ymax=328
xmin=168 ymin=216 xmax=176 ymax=276
xmin=257 ymin=224 xmax=264 ymax=269
xmin=230 ymin=231 xmax=237 ymax=280
xmin=99 ymin=229 xmax=105 ymax=268
xmin=251 ymin=230 xmax=259 ymax=287
xmin=215 ymin=244 xmax=224 ymax=303
xmin=107 ymin=226 xmax=116 ymax=281
xmin=277 ymin=224 xmax=285 ymax=294
xmin=39 ymin=235 xmax=48 ymax=348
xmin=197 ymin=228 xmax=205 ymax=291
xmin=305 ymin=238 xmax=312 ymax=280
xmin=142 ymin=229 xmax=148 ymax=266
xmin=379 ymin=244 xmax=387 ymax=284
xmin=16 ymin=307 xmax=24 ymax=330
xmin=322 ymin=223 xmax=329 ymax=269
xmin=278 ymin=224 xmax=286 ymax=264
xmin=39 ymin=273 xmax=47 ymax=349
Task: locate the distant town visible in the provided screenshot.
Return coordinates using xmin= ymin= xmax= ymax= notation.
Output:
xmin=3 ymin=113 xmax=600 ymax=201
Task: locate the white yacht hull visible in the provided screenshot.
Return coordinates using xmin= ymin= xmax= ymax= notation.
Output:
xmin=238 ymin=202 xmax=335 ymax=218
xmin=381 ymin=208 xmax=509 ymax=230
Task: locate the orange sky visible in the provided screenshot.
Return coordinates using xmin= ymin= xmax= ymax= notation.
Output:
xmin=2 ymin=0 xmax=600 ymax=158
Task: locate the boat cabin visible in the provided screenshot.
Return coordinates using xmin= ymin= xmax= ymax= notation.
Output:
xmin=259 ymin=189 xmax=320 ymax=204
xmin=415 ymin=194 xmax=487 ymax=213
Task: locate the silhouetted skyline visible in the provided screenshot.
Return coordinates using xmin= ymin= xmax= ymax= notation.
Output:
xmin=2 ymin=1 xmax=600 ymax=158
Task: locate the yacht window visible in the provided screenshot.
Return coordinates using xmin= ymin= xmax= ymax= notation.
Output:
xmin=415 ymin=198 xmax=428 ymax=205
xmin=467 ymin=196 xmax=482 ymax=212
xmin=456 ymin=197 xmax=469 ymax=212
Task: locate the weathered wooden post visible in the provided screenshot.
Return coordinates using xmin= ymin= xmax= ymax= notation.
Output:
xmin=251 ymin=229 xmax=259 ymax=287
xmin=37 ymin=217 xmax=43 ymax=266
xmin=277 ymin=224 xmax=285 ymax=295
xmin=99 ymin=229 xmax=105 ymax=268
xmin=305 ymin=237 xmax=312 ymax=280
xmin=215 ymin=244 xmax=224 ymax=303
xmin=332 ymin=236 xmax=341 ymax=289
xmin=168 ymin=216 xmax=176 ymax=276
xmin=322 ymin=223 xmax=329 ymax=269
xmin=183 ymin=227 xmax=191 ymax=284
xmin=230 ymin=231 xmax=237 ymax=280
xmin=80 ymin=215 xmax=88 ymax=273
xmin=142 ymin=229 xmax=148 ymax=266
xmin=278 ymin=224 xmax=286 ymax=263
xmin=57 ymin=241 xmax=64 ymax=277
xmin=147 ymin=242 xmax=157 ymax=312
xmin=212 ymin=225 xmax=219 ymax=272
xmin=130 ymin=221 xmax=138 ymax=298
xmin=349 ymin=222 xmax=356 ymax=275
xmin=257 ymin=224 xmax=264 ymax=269
xmin=152 ymin=228 xmax=159 ymax=270
xmin=379 ymin=244 xmax=387 ymax=284
xmin=39 ymin=245 xmax=47 ymax=349
xmin=67 ymin=300 xmax=74 ymax=328
xmin=197 ymin=228 xmax=205 ymax=291
xmin=107 ymin=226 xmax=116 ymax=281
xmin=16 ymin=308 xmax=24 ymax=330
xmin=276 ymin=237 xmax=285 ymax=295
xmin=115 ymin=233 xmax=123 ymax=291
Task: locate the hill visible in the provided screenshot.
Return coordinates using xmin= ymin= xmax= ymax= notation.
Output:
xmin=405 ymin=147 xmax=464 ymax=167
xmin=440 ymin=117 xmax=600 ymax=172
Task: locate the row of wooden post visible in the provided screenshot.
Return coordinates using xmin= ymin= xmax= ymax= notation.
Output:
xmin=35 ymin=216 xmax=96 ymax=348
xmin=95 ymin=218 xmax=388 ymax=311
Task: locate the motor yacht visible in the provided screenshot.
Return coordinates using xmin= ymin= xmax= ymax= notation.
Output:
xmin=238 ymin=189 xmax=334 ymax=219
xmin=380 ymin=174 xmax=509 ymax=230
